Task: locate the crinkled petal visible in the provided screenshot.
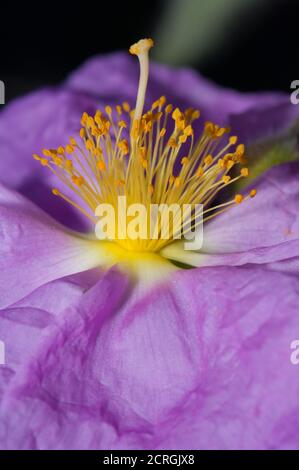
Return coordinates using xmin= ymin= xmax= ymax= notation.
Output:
xmin=0 ymin=270 xmax=102 ymax=402
xmin=230 ymin=99 xmax=299 ymax=145
xmin=0 ymin=184 xmax=110 ymax=309
xmin=0 ymin=306 xmax=53 ymax=402
xmin=11 ymin=269 xmax=103 ymax=316
xmin=1 ymin=266 xmax=299 ymax=449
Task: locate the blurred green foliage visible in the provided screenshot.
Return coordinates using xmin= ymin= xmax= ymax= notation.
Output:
xmin=154 ymin=0 xmax=267 ymax=66
xmin=236 ymin=123 xmax=299 ymax=190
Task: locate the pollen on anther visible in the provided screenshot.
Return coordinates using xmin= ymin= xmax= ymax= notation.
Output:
xmin=236 ymin=144 xmax=245 ymax=158
xmin=222 ymin=175 xmax=231 ymax=184
xmin=38 ymin=158 xmax=48 ymax=166
xmin=148 ymin=184 xmax=154 ymax=195
xmin=229 ymin=136 xmax=238 ymax=145
xmin=97 ymin=161 xmax=106 ymax=171
xmin=65 ymin=145 xmax=74 ymax=154
xmin=196 ymin=167 xmax=204 ymax=177
xmin=122 ymin=102 xmax=131 ymax=113
xmin=241 ymin=167 xmax=249 ymax=177
xmin=235 ymin=194 xmax=244 ymax=204
xmin=181 ymin=157 xmax=189 ymax=165
xmin=174 ymin=177 xmax=181 ymax=188
xmin=204 ymin=155 xmax=213 ymax=166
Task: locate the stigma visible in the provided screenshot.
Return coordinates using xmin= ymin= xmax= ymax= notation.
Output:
xmin=33 ymin=38 xmax=256 ymax=253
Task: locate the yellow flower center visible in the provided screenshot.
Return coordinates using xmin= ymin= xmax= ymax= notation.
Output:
xmin=34 ymin=38 xmax=256 ymax=254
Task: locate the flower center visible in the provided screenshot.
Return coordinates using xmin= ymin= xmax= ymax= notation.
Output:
xmin=34 ymin=38 xmax=256 ymax=253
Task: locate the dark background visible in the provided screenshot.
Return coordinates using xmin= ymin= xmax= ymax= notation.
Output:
xmin=0 ymin=0 xmax=297 ymax=102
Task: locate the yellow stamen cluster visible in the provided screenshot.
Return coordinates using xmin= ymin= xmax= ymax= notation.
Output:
xmin=33 ymin=38 xmax=256 ymax=252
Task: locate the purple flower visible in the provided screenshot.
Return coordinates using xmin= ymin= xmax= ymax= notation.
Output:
xmin=1 ymin=39 xmax=299 ymax=450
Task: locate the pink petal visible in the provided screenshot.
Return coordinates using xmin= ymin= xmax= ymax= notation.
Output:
xmin=1 ymin=266 xmax=299 ymax=449
xmin=0 ymin=184 xmax=109 ymax=308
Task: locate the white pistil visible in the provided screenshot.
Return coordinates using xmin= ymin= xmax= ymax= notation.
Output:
xmin=129 ymin=38 xmax=154 ymax=121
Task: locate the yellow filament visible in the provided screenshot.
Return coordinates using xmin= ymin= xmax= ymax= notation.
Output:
xmin=33 ymin=38 xmax=256 ymax=253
